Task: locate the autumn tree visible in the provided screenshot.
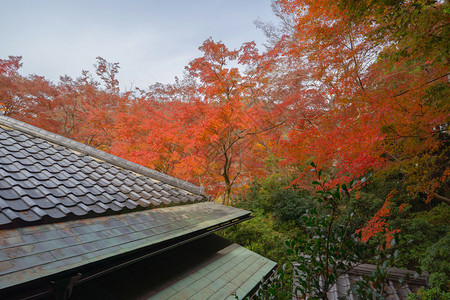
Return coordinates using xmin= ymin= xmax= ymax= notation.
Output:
xmin=0 ymin=56 xmax=123 ymax=149
xmin=270 ymin=0 xmax=449 ymax=202
xmin=109 ymin=39 xmax=278 ymax=202
xmin=181 ymin=38 xmax=279 ymax=203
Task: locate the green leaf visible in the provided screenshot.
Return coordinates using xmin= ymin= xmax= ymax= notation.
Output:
xmin=310 ymin=162 xmax=316 ymax=167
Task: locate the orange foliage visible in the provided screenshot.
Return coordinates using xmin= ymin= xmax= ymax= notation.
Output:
xmin=356 ymin=190 xmax=400 ymax=247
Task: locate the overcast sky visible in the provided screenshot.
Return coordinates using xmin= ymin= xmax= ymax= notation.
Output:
xmin=1 ymin=0 xmax=277 ymax=90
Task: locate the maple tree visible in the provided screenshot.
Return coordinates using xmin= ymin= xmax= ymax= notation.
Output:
xmin=110 ymin=39 xmax=276 ymax=202
xmin=272 ymin=0 xmax=449 ymax=204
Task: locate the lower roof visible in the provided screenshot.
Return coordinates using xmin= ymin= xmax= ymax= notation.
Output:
xmin=0 ymin=202 xmax=250 ymax=290
xmin=71 ymin=234 xmax=277 ymax=300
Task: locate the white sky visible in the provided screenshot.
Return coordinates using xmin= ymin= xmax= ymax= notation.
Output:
xmin=1 ymin=0 xmax=277 ymax=90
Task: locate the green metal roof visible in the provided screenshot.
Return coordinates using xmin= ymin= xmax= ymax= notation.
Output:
xmin=0 ymin=202 xmax=250 ymax=289
xmin=149 ymin=242 xmax=277 ymax=299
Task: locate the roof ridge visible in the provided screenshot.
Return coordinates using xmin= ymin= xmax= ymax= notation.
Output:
xmin=0 ymin=115 xmax=205 ymax=195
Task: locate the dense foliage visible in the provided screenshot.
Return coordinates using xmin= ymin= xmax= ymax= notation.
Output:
xmin=1 ymin=0 xmax=448 ymax=297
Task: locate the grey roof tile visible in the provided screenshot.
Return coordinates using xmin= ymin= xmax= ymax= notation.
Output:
xmin=127 ymin=191 xmax=141 ymax=202
xmin=72 ymin=160 xmax=87 ymax=168
xmin=16 ymin=177 xmax=40 ymax=190
xmin=25 ymin=164 xmax=42 ymax=174
xmin=153 ymin=183 xmax=163 ymax=192
xmin=123 ymin=178 xmax=134 ymax=186
xmin=41 ymin=178 xmax=59 ymax=189
xmin=116 ymin=172 xmax=127 ymax=181
xmin=0 ymin=162 xmax=21 ymax=173
xmin=96 ymin=193 xmax=114 ymax=204
xmin=58 ymin=195 xmax=78 ymax=207
xmin=9 ymin=150 xmax=28 ymax=159
xmin=34 ymin=197 xmax=57 ymax=209
xmin=37 ymin=157 xmax=53 ymax=167
xmin=70 ymin=185 xmax=89 ymax=197
xmin=123 ymin=200 xmax=138 ymax=209
xmin=135 ymin=177 xmax=145 ymax=186
xmin=78 ymin=195 xmax=95 ymax=205
xmin=131 ymin=184 xmax=144 ymax=193
xmin=119 ymin=185 xmax=132 ymax=194
xmin=140 ymin=190 xmax=152 ymax=200
xmin=111 ymin=178 xmax=122 ymax=187
xmin=88 ymin=172 xmax=102 ymax=181
xmin=0 ymin=214 xmax=11 ymax=226
xmin=1 ymin=187 xmax=23 ymax=200
xmin=89 ymin=203 xmax=107 ymax=214
xmin=108 ymin=167 xmax=119 ymax=175
xmin=137 ymin=199 xmax=151 ymax=207
xmin=113 ymin=192 xmax=128 ymax=203
xmin=160 ymin=190 xmax=172 ymax=199
xmin=51 ymin=152 xmax=64 ymax=161
xmin=42 ymin=147 xmax=57 ymax=155
xmin=30 ymin=207 xmax=47 ymax=218
xmin=3 ymin=144 xmax=20 ymax=152
xmin=0 ymin=199 xmax=8 ymax=210
xmin=80 ymin=177 xmax=95 ymax=188
xmin=5 ymin=199 xmax=30 ymax=211
xmin=142 ymin=183 xmax=154 ymax=193
xmin=65 ymin=153 xmax=79 ymax=162
xmin=35 ymin=142 xmax=51 ymax=149
xmin=82 ymin=165 xmax=95 ymax=174
xmin=56 ymin=204 xmax=70 ymax=215
xmin=24 ymin=145 xmax=41 ymax=154
xmin=72 ymin=171 xmax=88 ymax=181
xmin=68 ymin=205 xmax=89 ymax=216
xmin=53 ymin=170 xmax=71 ymax=180
xmin=23 ymin=187 xmax=46 ymax=199
xmin=151 ymin=191 xmax=162 ymax=199
xmin=0 ymin=154 xmax=15 ymax=164
xmin=33 ymin=169 xmax=53 ymax=181
xmin=57 ymin=158 xmax=71 ymax=168
xmin=85 ymin=185 xmax=102 ymax=196
xmin=150 ymin=199 xmax=162 ymax=206
xmin=161 ymin=196 xmax=174 ymax=205
xmin=65 ymin=164 xmax=79 ymax=174
xmin=16 ymin=210 xmax=40 ymax=222
xmin=110 ymin=201 xmax=125 ymax=211
xmin=7 ymin=170 xmax=28 ymax=181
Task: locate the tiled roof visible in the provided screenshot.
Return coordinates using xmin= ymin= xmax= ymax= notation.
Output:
xmin=0 ymin=115 xmax=207 ymax=227
xmin=293 ymin=263 xmax=429 ymax=299
xmin=0 ymin=202 xmax=250 ymax=290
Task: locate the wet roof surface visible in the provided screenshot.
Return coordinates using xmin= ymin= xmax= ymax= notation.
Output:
xmin=0 ymin=202 xmax=249 ymax=289
xmin=0 ymin=115 xmax=207 ymax=227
